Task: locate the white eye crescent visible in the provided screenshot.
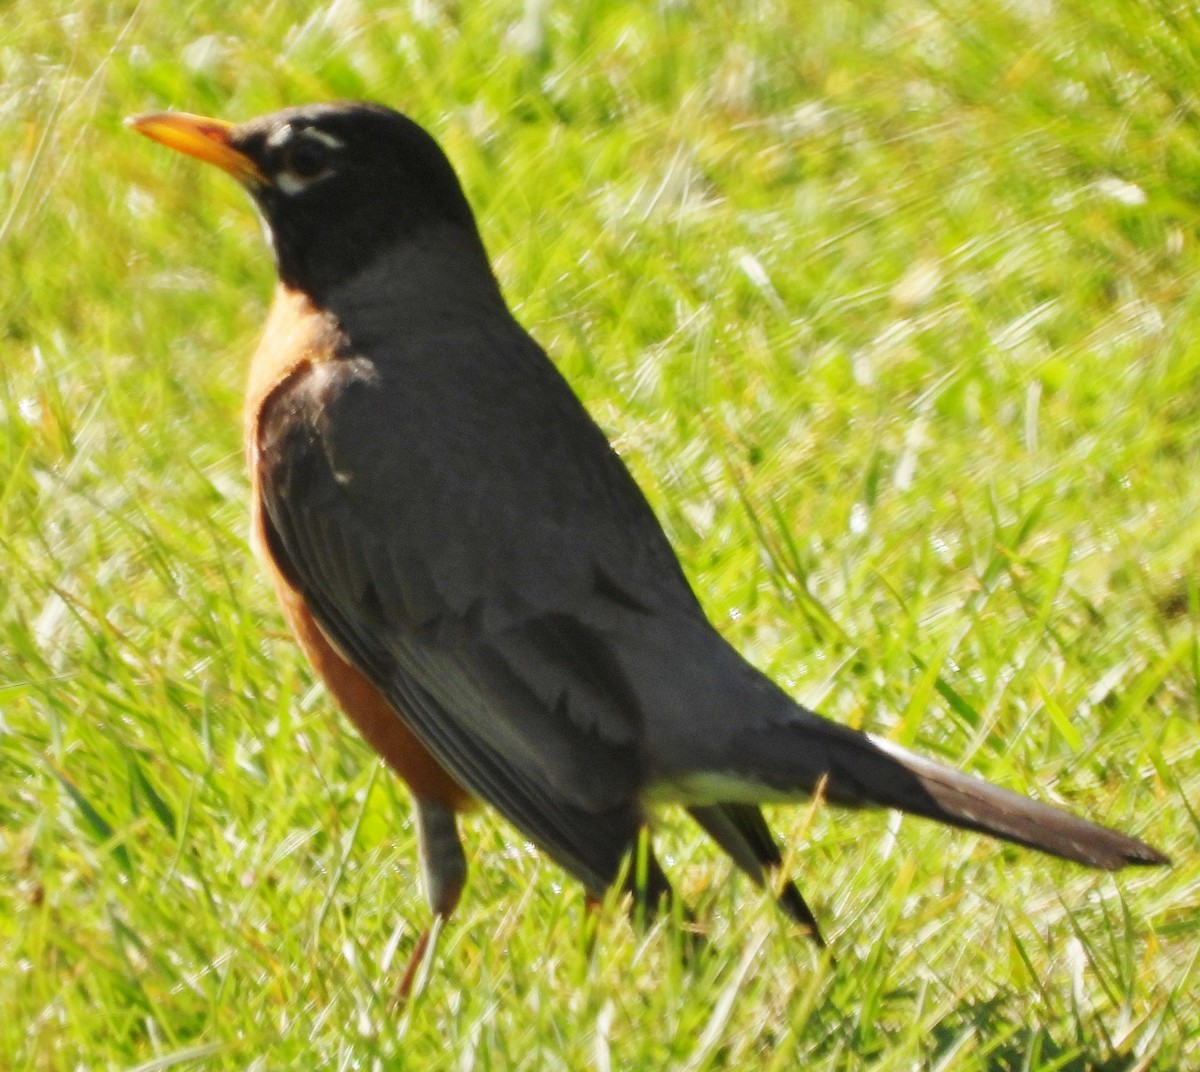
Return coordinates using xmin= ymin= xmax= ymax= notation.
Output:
xmin=300 ymin=128 xmax=345 ymax=151
xmin=271 ymin=126 xmax=346 ymax=195
xmin=277 ymin=168 xmax=327 ymax=195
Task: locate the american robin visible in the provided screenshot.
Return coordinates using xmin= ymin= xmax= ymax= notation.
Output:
xmin=128 ymin=102 xmax=1168 ymax=981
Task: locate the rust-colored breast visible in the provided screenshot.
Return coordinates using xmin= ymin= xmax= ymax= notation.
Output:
xmin=245 ymin=285 xmax=470 ymax=810
xmin=243 ymin=285 xmax=341 ymax=443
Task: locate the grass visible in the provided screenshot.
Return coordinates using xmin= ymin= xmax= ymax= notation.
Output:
xmin=2 ymin=0 xmax=1197 ymax=1067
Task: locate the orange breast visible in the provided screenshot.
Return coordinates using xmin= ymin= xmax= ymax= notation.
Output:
xmin=245 ymin=285 xmax=470 ymax=810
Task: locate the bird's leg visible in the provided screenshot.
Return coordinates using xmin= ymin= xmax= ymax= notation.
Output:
xmin=625 ymin=830 xmax=675 ymax=931
xmin=624 ymin=831 xmax=708 ymax=961
xmin=396 ymin=798 xmax=466 ymax=999
xmin=576 ymin=836 xmax=687 ymax=963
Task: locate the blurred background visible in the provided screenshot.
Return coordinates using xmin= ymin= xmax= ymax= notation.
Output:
xmin=1 ymin=1 xmax=1196 ymax=1068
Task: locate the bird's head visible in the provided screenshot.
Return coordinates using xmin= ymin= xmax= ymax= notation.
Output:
xmin=127 ymin=102 xmax=485 ymax=299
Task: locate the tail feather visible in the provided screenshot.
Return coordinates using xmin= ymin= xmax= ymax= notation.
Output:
xmin=688 ymin=802 xmax=826 ymax=945
xmin=727 ymin=716 xmax=1169 ymax=871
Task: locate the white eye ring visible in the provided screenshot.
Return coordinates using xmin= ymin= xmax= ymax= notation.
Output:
xmin=299 ymin=128 xmax=345 ymax=151
xmin=276 ymin=167 xmax=331 ymax=196
xmin=270 ymin=125 xmax=346 ymax=195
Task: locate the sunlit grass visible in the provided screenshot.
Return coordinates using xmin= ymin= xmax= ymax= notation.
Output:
xmin=2 ymin=0 xmax=1197 ymax=1068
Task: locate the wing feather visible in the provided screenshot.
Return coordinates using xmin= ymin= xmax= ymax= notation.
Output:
xmin=255 ymin=350 xmax=669 ymax=891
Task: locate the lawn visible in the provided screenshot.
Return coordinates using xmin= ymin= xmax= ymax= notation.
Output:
xmin=1 ymin=0 xmax=1197 ymax=1068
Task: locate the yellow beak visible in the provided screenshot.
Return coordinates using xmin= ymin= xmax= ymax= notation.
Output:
xmin=126 ymin=112 xmax=269 ymax=187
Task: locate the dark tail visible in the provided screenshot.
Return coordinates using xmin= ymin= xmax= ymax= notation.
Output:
xmin=689 ymin=802 xmax=827 ymax=945
xmin=729 ymin=715 xmax=1169 ymax=870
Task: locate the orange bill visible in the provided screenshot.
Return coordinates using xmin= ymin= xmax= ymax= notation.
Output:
xmin=126 ymin=112 xmax=268 ymax=186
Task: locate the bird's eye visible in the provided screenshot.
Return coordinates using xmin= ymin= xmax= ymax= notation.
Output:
xmin=283 ymin=137 xmax=331 ymax=180
xmin=271 ymin=129 xmax=344 ymax=195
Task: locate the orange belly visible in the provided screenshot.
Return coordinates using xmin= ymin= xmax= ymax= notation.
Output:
xmin=245 ymin=284 xmax=470 ymax=812
xmin=270 ymin=569 xmax=470 ymax=809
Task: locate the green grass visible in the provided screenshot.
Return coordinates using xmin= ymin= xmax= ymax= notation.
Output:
xmin=2 ymin=0 xmax=1197 ymax=1067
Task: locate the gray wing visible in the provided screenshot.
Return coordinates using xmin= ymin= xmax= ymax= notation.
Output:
xmin=255 ymin=337 xmax=702 ymax=892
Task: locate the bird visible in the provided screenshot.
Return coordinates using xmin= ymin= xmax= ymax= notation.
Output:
xmin=127 ymin=101 xmax=1168 ymax=985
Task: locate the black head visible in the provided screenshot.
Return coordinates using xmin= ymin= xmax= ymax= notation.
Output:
xmin=128 ymin=101 xmax=488 ymax=298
